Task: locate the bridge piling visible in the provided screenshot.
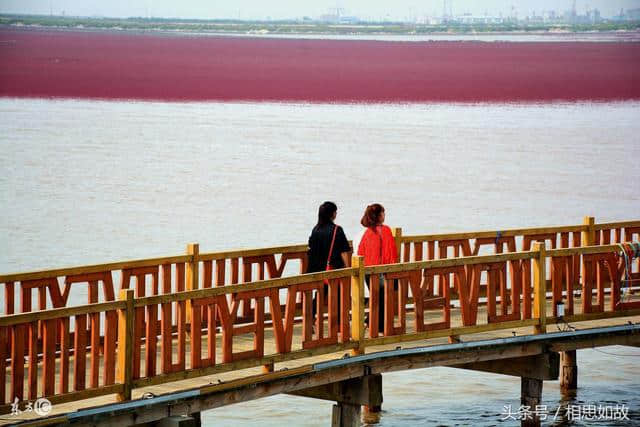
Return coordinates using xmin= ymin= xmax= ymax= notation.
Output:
xmin=290 ymin=373 xmax=382 ymax=427
xmin=560 ymin=350 xmax=578 ymax=394
xmin=362 ymin=404 xmax=382 ymax=423
xmin=331 ymin=402 xmax=360 ymax=427
xmin=362 ymin=373 xmax=383 ymax=423
xmin=455 ymin=352 xmax=559 ymax=427
xmin=521 ymin=377 xmax=543 ymax=427
xmin=152 ymin=414 xmax=201 ymax=427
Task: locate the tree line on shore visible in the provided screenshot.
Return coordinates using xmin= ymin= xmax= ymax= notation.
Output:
xmin=2 ymin=14 xmax=639 ymax=35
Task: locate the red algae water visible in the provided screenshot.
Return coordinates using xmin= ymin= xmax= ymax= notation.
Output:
xmin=1 ymin=28 xmax=639 ymax=103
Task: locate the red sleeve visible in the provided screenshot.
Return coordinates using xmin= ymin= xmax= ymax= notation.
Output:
xmin=383 ymin=226 xmax=398 ymax=263
xmin=358 ymin=229 xmax=370 ymax=257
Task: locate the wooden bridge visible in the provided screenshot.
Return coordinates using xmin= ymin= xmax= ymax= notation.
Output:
xmin=1 ymin=216 xmax=639 ymax=426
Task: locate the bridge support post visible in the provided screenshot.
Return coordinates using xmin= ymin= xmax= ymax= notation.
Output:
xmin=363 ymin=373 xmax=383 ymax=423
xmin=362 ymin=403 xmax=382 ymax=420
xmin=521 ymin=377 xmax=542 ymax=427
xmin=560 ymin=350 xmax=577 ymax=394
xmin=454 ymin=352 xmax=558 ymax=427
xmin=191 ymin=412 xmax=202 ymax=426
xmin=153 ymin=414 xmax=201 ymax=427
xmin=289 ymin=373 xmax=382 ymax=427
xmin=331 ymin=403 xmax=361 ymax=427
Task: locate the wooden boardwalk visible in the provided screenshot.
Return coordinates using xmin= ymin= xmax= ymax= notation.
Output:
xmin=3 ymin=298 xmax=640 ymax=425
xmin=1 ymin=216 xmax=639 ymax=426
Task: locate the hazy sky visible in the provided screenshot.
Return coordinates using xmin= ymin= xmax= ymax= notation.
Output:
xmin=1 ymin=0 xmax=639 ymax=20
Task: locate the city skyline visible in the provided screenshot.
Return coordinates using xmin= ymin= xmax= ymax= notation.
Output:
xmin=1 ymin=0 xmax=639 ymax=21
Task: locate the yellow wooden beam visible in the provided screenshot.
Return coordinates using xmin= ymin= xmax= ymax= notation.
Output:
xmin=0 ymin=255 xmax=191 ymax=283
xmin=532 ymin=242 xmax=547 ymax=334
xmin=116 ymin=289 xmax=135 ymax=401
xmin=365 ymin=251 xmax=536 ymax=275
xmin=363 ymin=318 xmax=540 ymax=347
xmin=402 ymin=224 xmax=586 ymax=243
xmin=0 ymin=300 xmax=126 ymax=327
xmin=350 ymin=255 xmax=366 ymax=356
xmin=582 ymin=216 xmax=595 ymax=246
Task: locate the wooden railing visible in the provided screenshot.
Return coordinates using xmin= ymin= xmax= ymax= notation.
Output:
xmin=2 ymin=217 xmax=639 ymax=317
xmin=1 ymin=217 xmax=639 ymax=413
xmin=396 ymin=217 xmax=640 ymax=317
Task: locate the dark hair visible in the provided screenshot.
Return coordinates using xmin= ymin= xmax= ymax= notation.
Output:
xmin=316 ymin=201 xmax=337 ymax=227
xmin=361 ymin=203 xmax=385 ymax=228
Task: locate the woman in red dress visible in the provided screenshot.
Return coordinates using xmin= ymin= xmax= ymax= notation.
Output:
xmin=357 ymin=203 xmax=397 ymax=334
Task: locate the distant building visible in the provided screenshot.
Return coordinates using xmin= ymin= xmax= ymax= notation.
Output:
xmin=626 ymin=8 xmax=640 ymax=20
xmin=526 ymin=12 xmax=545 ymax=24
xmin=317 ymin=7 xmax=359 ymax=24
xmin=318 ymin=14 xmax=338 ymax=23
xmin=426 ymin=17 xmax=444 ymax=25
xmin=457 ymin=14 xmax=505 ymax=25
xmin=339 ymin=16 xmax=360 ymax=24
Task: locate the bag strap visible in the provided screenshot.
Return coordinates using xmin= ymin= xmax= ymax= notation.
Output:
xmin=326 ymin=224 xmax=339 ymax=268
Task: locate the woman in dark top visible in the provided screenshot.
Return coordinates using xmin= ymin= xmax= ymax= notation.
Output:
xmin=307 ymin=201 xmax=351 ymax=324
xmin=307 ymin=201 xmax=351 ymax=273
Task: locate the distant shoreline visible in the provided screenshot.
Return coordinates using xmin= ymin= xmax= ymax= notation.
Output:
xmin=2 ymin=13 xmax=640 ymax=38
xmin=3 ymin=23 xmax=640 ymax=44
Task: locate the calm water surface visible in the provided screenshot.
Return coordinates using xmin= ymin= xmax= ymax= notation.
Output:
xmin=209 ymin=31 xmax=640 ymax=43
xmin=12 ymin=26 xmax=640 ymax=43
xmin=0 ymin=98 xmax=639 ymax=425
